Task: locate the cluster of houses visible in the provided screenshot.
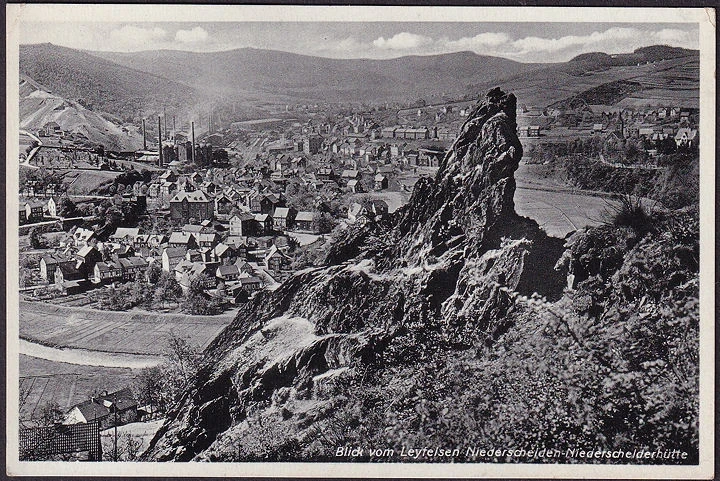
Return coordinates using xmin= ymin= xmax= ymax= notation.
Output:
xmin=19 ymin=191 xmax=146 ymax=226
xmin=517 ymin=104 xmax=699 ymax=150
xmin=37 ymin=218 xmax=303 ymax=301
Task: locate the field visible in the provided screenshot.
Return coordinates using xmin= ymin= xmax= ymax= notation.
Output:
xmin=513 ymin=163 xmax=617 ymax=237
xmin=62 ymin=169 xmax=118 ymax=195
xmin=19 ymin=301 xmax=235 ymax=355
xmin=19 ymin=355 xmax=139 ymax=422
xmin=515 ymin=187 xmax=615 ymax=238
xmin=481 ymin=56 xmax=699 ymax=109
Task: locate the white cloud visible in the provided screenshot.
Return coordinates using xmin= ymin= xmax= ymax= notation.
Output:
xmin=511 ymin=27 xmax=641 ymax=54
xmin=175 ymin=26 xmax=208 ymax=43
xmin=107 ymin=25 xmax=166 ymax=49
xmin=373 ymin=32 xmax=433 ymax=50
xmin=654 ymin=28 xmax=695 ymax=45
xmin=444 ymin=32 xmax=512 ymax=50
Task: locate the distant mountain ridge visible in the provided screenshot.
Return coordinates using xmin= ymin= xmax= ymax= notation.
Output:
xmin=570 ymin=45 xmax=698 ymax=65
xmin=19 ymin=42 xmax=699 ymax=130
xmin=19 ymin=43 xmax=201 ymax=122
xmin=88 ymin=47 xmax=537 ymax=104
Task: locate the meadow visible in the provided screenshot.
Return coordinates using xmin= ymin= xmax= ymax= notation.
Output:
xmin=19 ymin=301 xmax=235 ymax=355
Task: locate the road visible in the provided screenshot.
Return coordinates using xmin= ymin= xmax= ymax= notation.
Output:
xmin=19 ymin=129 xmax=41 ymax=169
xmin=19 ymin=338 xmax=164 ymax=369
xmin=598 ymin=153 xmax=664 ymax=171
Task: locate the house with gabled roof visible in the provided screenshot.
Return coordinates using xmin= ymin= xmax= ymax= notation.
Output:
xmin=674 ymin=128 xmax=698 ymax=148
xmin=254 ymin=213 xmax=272 ymax=235
xmin=40 ymin=254 xmax=68 ymax=281
xmin=93 ymin=261 xmax=123 ymax=284
xmin=340 ymin=169 xmax=361 ymax=186
xmin=294 ymin=211 xmax=315 ymax=232
xmin=168 ymin=232 xmax=197 ymax=249
xmin=347 ymin=179 xmax=363 ymax=193
xmin=239 ymin=275 xmax=263 ymax=292
xmin=111 ymin=227 xmax=140 ymax=244
xmin=169 ymin=190 xmax=213 ymax=224
xmin=228 ymin=212 xmax=256 ymax=237
xmin=272 ymin=207 xmax=297 ymax=231
xmin=181 ymin=224 xmax=207 ymax=235
xmin=63 ymin=388 xmax=137 ymax=430
xmin=214 ymin=243 xmax=234 ymax=263
xmin=265 ymin=244 xmax=291 ymax=273
xmin=161 ymin=247 xmax=187 ymax=272
xmin=193 ymin=232 xmax=219 ymax=248
xmin=374 ymin=174 xmax=388 ymax=191
xmin=118 ymin=256 xmax=148 ymax=281
xmin=24 ymin=200 xmax=45 ymax=222
xmin=72 ymin=227 xmax=96 ymax=247
xmin=216 ymin=264 xmax=241 ymax=282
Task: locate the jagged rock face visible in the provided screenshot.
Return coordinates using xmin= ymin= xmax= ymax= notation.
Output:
xmin=396 ymin=87 xmax=522 ymax=260
xmin=143 ymin=88 xmax=565 ymax=461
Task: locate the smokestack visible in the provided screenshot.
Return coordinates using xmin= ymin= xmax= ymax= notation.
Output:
xmin=163 ymin=107 xmax=167 ymax=140
xmin=173 ymin=116 xmax=176 ymax=137
xmin=191 ymin=121 xmax=196 ymax=165
xmin=158 ymin=116 xmax=163 ymax=167
xmin=142 ymin=119 xmax=147 ymax=150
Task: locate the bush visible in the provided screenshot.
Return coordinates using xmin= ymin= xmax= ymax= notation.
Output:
xmin=607 ymin=195 xmax=660 ymax=237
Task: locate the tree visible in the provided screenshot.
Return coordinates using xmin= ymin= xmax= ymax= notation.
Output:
xmin=58 ymin=198 xmax=78 ymax=218
xmin=37 ymin=401 xmax=63 ymax=426
xmin=28 ymin=228 xmax=42 ymax=249
xmin=183 ymin=292 xmax=223 ymax=315
xmin=312 ymin=212 xmax=336 ymax=234
xmin=188 ymin=273 xmax=213 ymax=295
xmin=104 ymin=206 xmax=123 ymax=228
xmin=130 ymin=274 xmax=152 ymax=307
xmin=132 ymin=366 xmax=165 ymax=414
xmin=145 ymin=263 xmax=162 ymax=284
xmin=153 ymin=272 xmax=182 ymax=309
xmin=25 ymin=140 xmax=39 ymax=155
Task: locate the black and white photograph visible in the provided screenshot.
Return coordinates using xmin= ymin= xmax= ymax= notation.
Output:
xmin=5 ymin=4 xmax=715 ymax=478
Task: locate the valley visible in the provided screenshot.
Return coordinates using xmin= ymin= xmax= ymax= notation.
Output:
xmin=15 ymin=35 xmax=701 ymax=467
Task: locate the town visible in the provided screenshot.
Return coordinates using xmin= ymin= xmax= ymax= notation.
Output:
xmin=18 ymin=97 xmax=699 ymax=314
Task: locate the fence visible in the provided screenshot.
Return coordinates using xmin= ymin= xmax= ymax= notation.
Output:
xmin=19 ymin=421 xmax=102 ymax=461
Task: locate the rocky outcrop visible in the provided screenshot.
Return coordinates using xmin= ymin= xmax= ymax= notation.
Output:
xmin=142 ymin=88 xmax=567 ymax=461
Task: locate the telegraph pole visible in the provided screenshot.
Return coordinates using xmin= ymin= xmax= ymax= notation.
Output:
xmin=113 ymin=394 xmax=118 ymax=461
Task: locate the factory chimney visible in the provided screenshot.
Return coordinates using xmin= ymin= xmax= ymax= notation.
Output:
xmin=158 ymin=116 xmax=163 ymax=167
xmin=142 ymin=119 xmax=147 ymax=150
xmin=191 ymin=121 xmax=196 ymax=165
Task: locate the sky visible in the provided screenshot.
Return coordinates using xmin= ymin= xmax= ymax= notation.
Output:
xmin=20 ymin=22 xmax=699 ymax=63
